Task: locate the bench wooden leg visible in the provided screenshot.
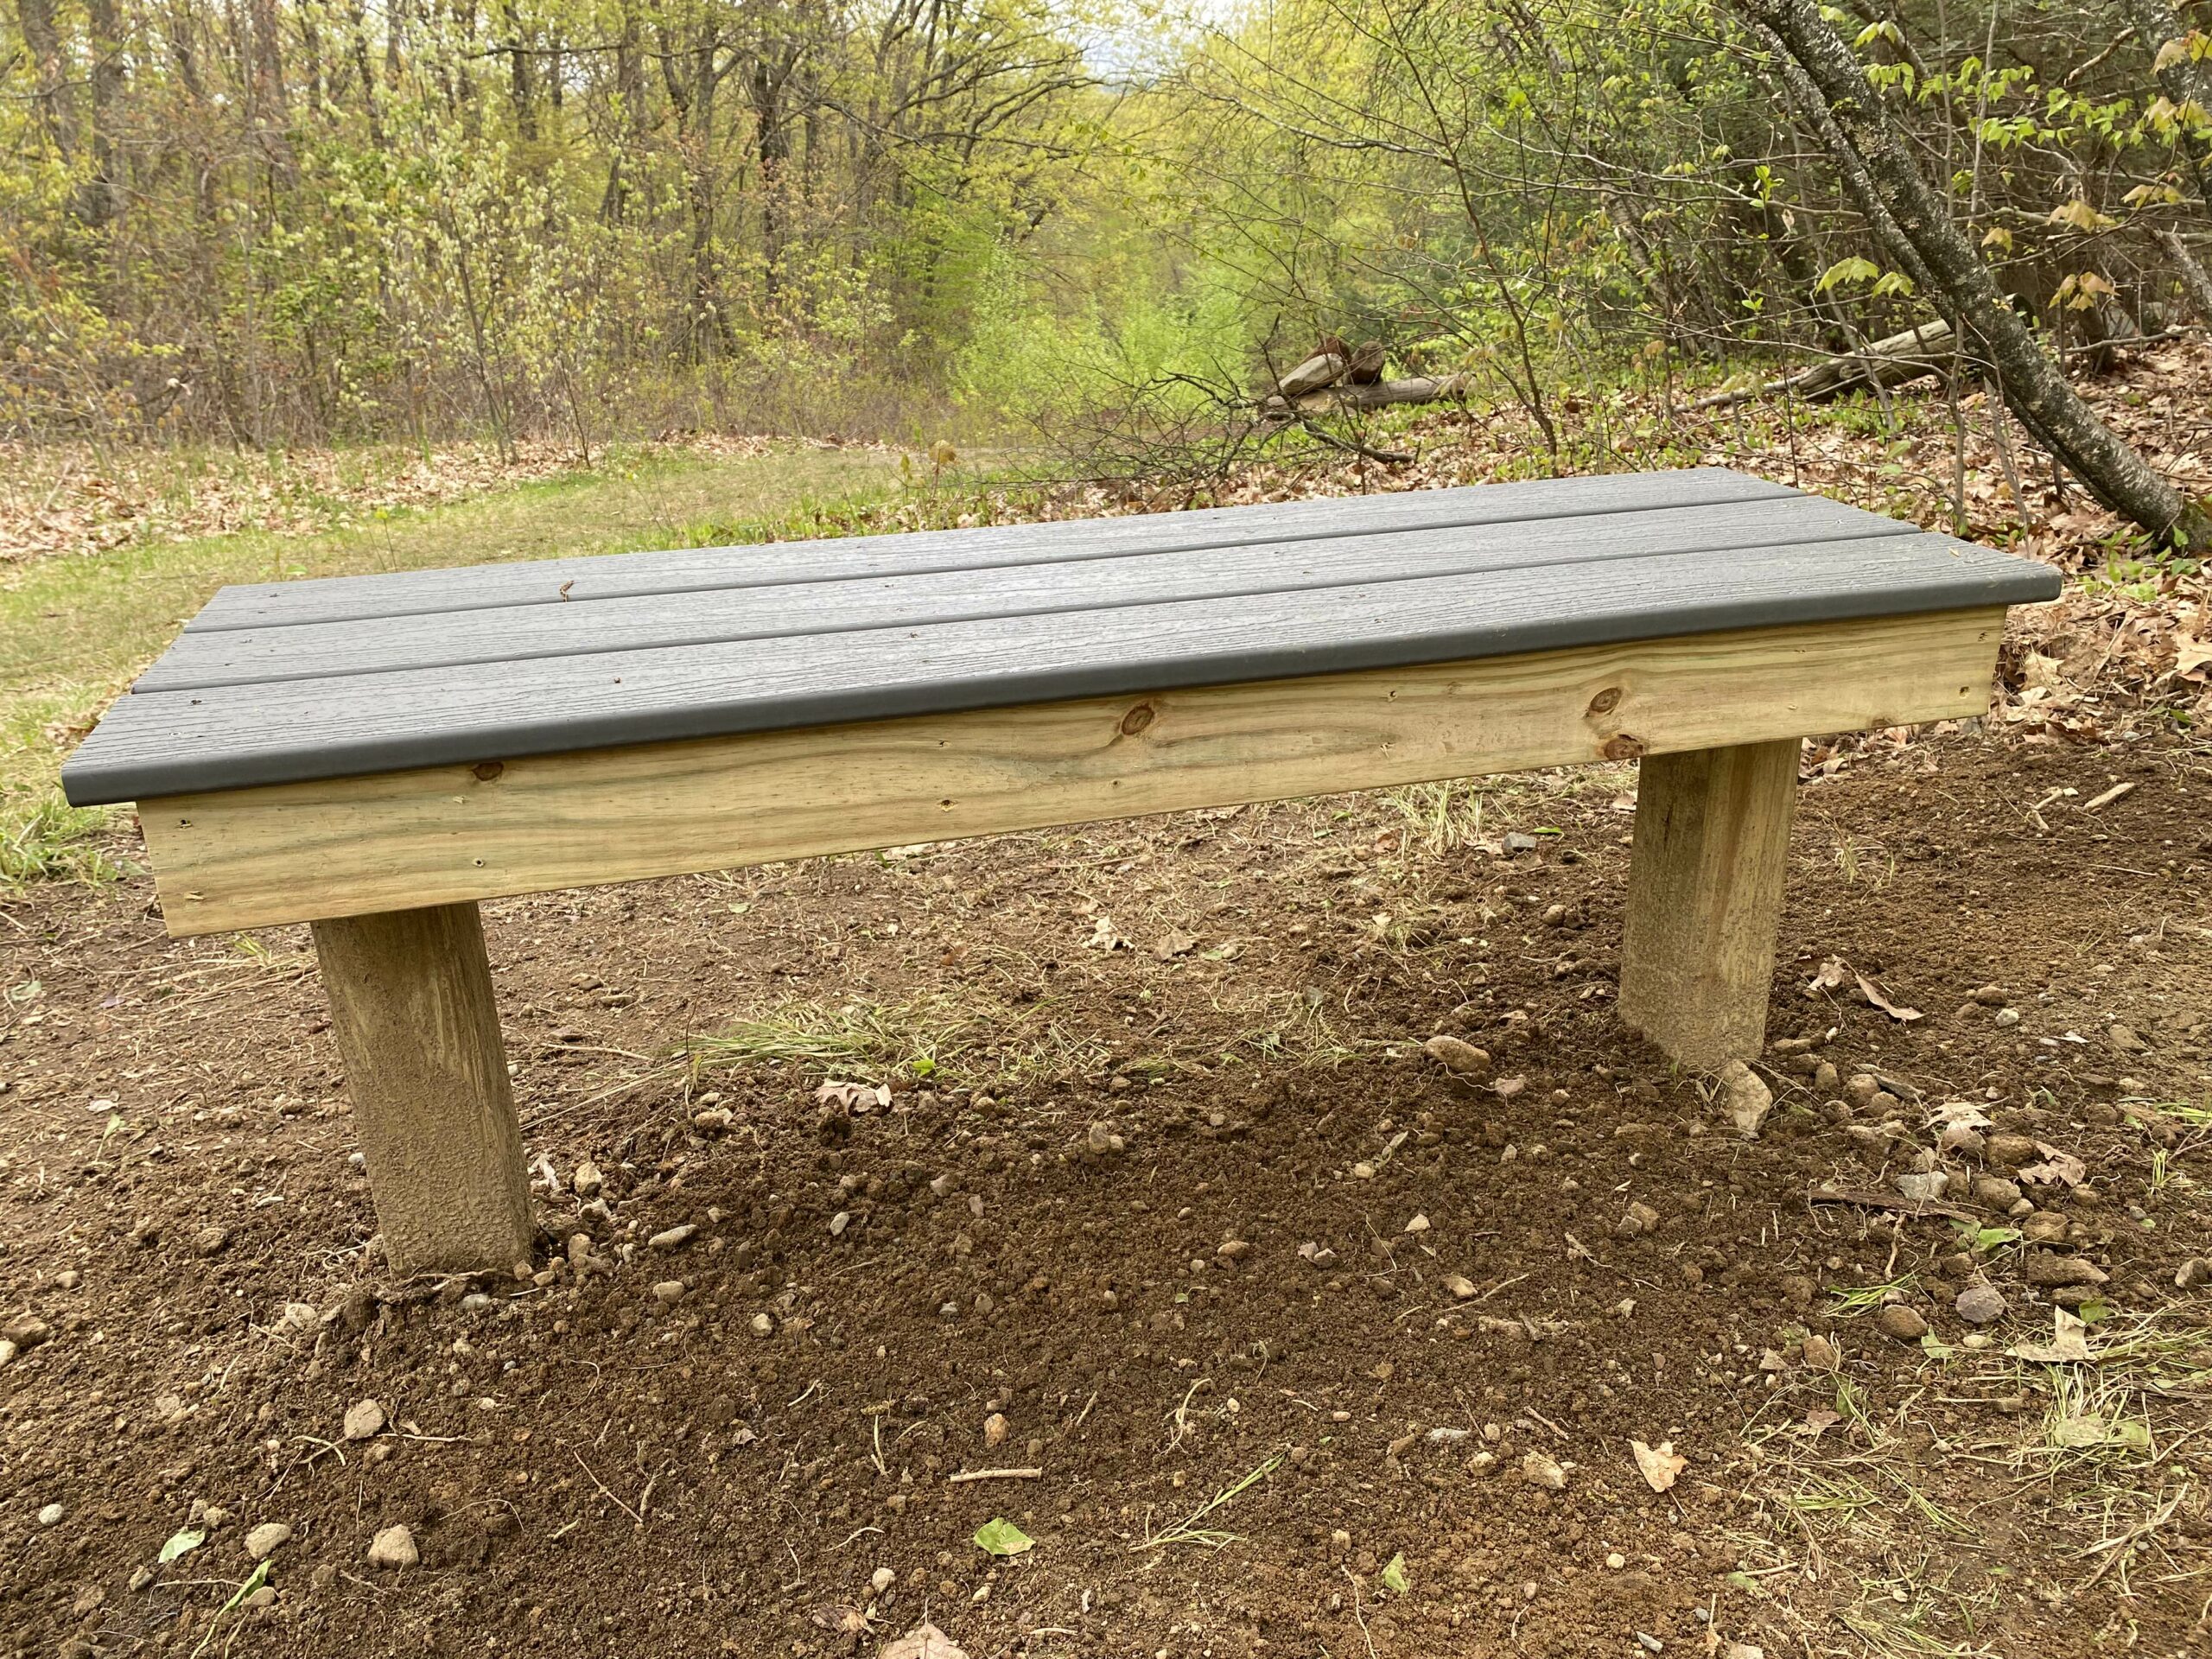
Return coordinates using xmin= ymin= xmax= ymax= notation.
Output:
xmin=311 ymin=902 xmax=534 ymax=1274
xmin=1618 ymin=738 xmax=1798 ymax=1071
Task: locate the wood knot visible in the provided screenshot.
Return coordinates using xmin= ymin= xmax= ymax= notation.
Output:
xmin=1586 ymin=686 xmax=1623 ymax=717
xmin=472 ymin=761 xmax=505 ymax=782
xmin=1119 ymin=702 xmax=1157 ymax=737
xmin=1601 ymin=734 xmax=1646 ymax=761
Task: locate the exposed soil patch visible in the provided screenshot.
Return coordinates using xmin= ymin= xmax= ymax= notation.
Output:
xmin=3 ymin=734 xmax=2209 ymax=1658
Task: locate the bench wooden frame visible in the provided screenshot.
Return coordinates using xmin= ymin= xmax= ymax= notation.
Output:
xmin=64 ymin=470 xmax=2057 ymax=1273
xmin=130 ymin=604 xmax=2005 ymax=1270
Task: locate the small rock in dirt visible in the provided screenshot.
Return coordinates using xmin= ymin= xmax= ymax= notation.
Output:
xmin=1719 ymin=1061 xmax=1771 ymax=1135
xmin=1217 ymin=1239 xmax=1252 ymax=1262
xmin=0 ymin=1340 xmax=16 ymax=1370
xmin=1802 ymin=1333 xmax=1840 ymax=1370
xmin=128 ymin=1566 xmax=156 ymax=1592
xmin=1615 ymin=1201 xmax=1662 ymax=1239
xmin=2021 ymin=1211 xmax=2069 ymax=1245
xmin=1443 ymin=1274 xmax=1478 ymax=1300
xmin=572 ymin=1160 xmax=605 ymax=1198
xmin=1993 ymin=1007 xmax=2021 ymax=1027
xmin=880 ymin=1623 xmax=969 ymax=1659
xmin=1874 ymin=1305 xmax=1929 ymax=1343
xmin=366 ymin=1525 xmax=418 ymax=1570
xmin=1971 ymin=1176 xmax=2023 ymax=1209
xmin=2024 ymin=1251 xmax=2107 ymax=1288
xmin=1403 ymin=1213 xmax=1429 ymax=1234
xmin=651 ymin=1281 xmax=686 ymax=1304
xmin=1955 ymin=1283 xmax=2007 ymax=1325
xmin=1725 ymin=1647 xmax=1767 ymax=1659
xmin=1986 ymin=1133 xmax=2039 ymax=1167
xmin=1812 ymin=1060 xmax=1840 ymax=1094
xmin=871 ymin=1566 xmax=898 ymax=1596
xmin=342 ymin=1399 xmax=387 ymax=1442
xmin=1637 ymin=1636 xmax=1665 ymax=1655
xmin=2176 ymin=1258 xmax=2212 ymax=1290
xmin=982 ymin=1413 xmax=1009 ymax=1448
xmin=1971 ymin=985 xmax=2009 ymax=1007
xmin=750 ymin=1313 xmax=774 ymax=1338
xmin=1520 ymin=1451 xmax=1567 ymax=1490
xmin=244 ymin=1522 xmax=293 ymax=1560
xmin=54 ymin=1270 xmax=80 ymax=1290
xmin=192 ymin=1224 xmax=232 ymax=1256
xmin=649 ymin=1224 xmax=696 ymax=1250
xmin=1422 ymin=1035 xmax=1491 ymax=1077
xmin=1350 ymin=1162 xmax=1376 ymax=1180
xmin=1084 ymin=1122 xmax=1126 ymax=1157
xmin=1843 ymin=1073 xmax=1881 ymax=1109
xmin=1894 ymin=1173 xmax=1948 ymax=1205
xmin=692 ymin=1108 xmax=732 ymax=1134
xmin=37 ymin=1503 xmax=65 ymax=1527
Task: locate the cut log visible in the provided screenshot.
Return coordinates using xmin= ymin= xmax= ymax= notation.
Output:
xmin=1686 ymin=318 xmax=1954 ymax=412
xmin=1295 ymin=372 xmax=1468 ymax=410
xmin=1274 ymin=352 xmax=1347 ymax=397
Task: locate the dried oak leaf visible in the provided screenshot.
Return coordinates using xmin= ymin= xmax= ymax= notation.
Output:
xmin=1630 ymin=1438 xmax=1687 ymax=1493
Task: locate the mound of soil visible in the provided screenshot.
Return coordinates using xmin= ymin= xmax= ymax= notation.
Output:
xmin=3 ymin=734 xmax=2209 ymax=1657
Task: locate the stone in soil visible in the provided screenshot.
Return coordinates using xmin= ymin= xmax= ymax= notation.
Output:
xmin=1955 ymin=1283 xmax=2006 ymax=1325
xmin=1719 ymin=1061 xmax=1772 ymax=1135
xmin=366 ymin=1524 xmax=418 ymax=1569
xmin=1520 ymin=1451 xmax=1567 ymax=1489
xmin=2024 ymin=1250 xmax=2107 ymax=1288
xmin=1874 ymin=1305 xmax=1929 ymax=1342
xmin=245 ymin=1522 xmax=293 ymax=1560
xmin=342 ymin=1399 xmax=388 ymax=1442
xmin=37 ymin=1503 xmax=65 ymax=1527
xmin=2176 ymin=1257 xmax=2212 ymax=1290
xmin=1422 ymin=1035 xmax=1491 ymax=1077
xmin=649 ymin=1224 xmax=696 ymax=1249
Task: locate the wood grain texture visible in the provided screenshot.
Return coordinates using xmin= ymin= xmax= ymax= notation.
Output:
xmin=309 ymin=902 xmax=535 ymax=1273
xmin=1617 ymin=739 xmax=1802 ymax=1071
xmin=67 ymin=535 xmax=2051 ymax=804
xmin=138 ymin=494 xmax=1909 ymax=692
xmin=187 ymin=467 xmax=1796 ymax=632
xmin=143 ymin=607 xmax=2005 ymax=935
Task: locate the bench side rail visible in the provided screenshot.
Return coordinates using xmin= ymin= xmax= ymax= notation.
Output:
xmin=140 ymin=607 xmax=2005 ymax=936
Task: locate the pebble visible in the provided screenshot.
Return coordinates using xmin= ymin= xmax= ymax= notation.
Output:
xmin=1986 ymin=1133 xmax=2039 ymax=1167
xmin=1351 ymin=1162 xmax=1376 ymax=1180
xmin=649 ymin=1224 xmax=697 ymax=1250
xmin=829 ymin=1211 xmax=851 ymax=1237
xmin=1719 ymin=1061 xmax=1771 ymax=1136
xmin=2177 ymin=1258 xmax=2212 ymax=1290
xmin=1217 ymin=1239 xmax=1252 ymax=1262
xmin=55 ymin=1270 xmax=80 ymax=1290
xmin=37 ymin=1503 xmax=65 ymax=1527
xmin=573 ymin=1160 xmax=605 ymax=1198
xmin=983 ymin=1413 xmax=1009 ymax=1448
xmin=244 ymin=1522 xmax=293 ymax=1560
xmin=0 ymin=1340 xmax=16 ymax=1370
xmin=871 ymin=1567 xmax=897 ymax=1595
xmin=750 ymin=1313 xmax=775 ymax=1338
xmin=1874 ymin=1305 xmax=1929 ymax=1343
xmin=1422 ymin=1035 xmax=1491 ymax=1077
xmin=2021 ymin=1211 xmax=2070 ymax=1245
xmin=1404 ymin=1214 xmax=1430 ymax=1234
xmin=1955 ymin=1283 xmax=2006 ymax=1325
xmin=2024 ymin=1251 xmax=2107 ymax=1288
xmin=1993 ymin=1007 xmax=2021 ymax=1027
xmin=1971 ymin=984 xmax=2009 ymax=1007
xmin=651 ymin=1281 xmax=686 ymax=1304
xmin=1520 ymin=1451 xmax=1567 ymax=1490
xmin=1802 ymin=1333 xmax=1840 ymax=1370
xmin=192 ymin=1224 xmax=232 ymax=1257
xmin=1085 ymin=1122 xmax=1126 ymax=1156
xmin=1637 ymin=1636 xmax=1665 ymax=1655
xmin=1894 ymin=1173 xmax=1948 ymax=1205
xmin=1970 ymin=1176 xmax=2023 ymax=1209
xmin=342 ymin=1399 xmax=388 ymax=1442
xmin=1605 ymin=1552 xmax=1626 ymax=1570
xmin=1443 ymin=1274 xmax=1478 ymax=1300
xmin=365 ymin=1524 xmax=418 ymax=1569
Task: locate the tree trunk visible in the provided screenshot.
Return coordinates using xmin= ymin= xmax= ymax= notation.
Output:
xmin=1740 ymin=0 xmax=2211 ymax=548
xmin=2157 ymin=229 xmax=2212 ymax=325
xmin=17 ymin=0 xmax=74 ymax=156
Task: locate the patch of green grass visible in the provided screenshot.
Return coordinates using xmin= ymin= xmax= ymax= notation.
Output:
xmin=690 ymin=995 xmax=976 ymax=1085
xmin=0 ymin=795 xmax=128 ymax=887
xmin=1827 ymin=1274 xmax=1922 ymax=1316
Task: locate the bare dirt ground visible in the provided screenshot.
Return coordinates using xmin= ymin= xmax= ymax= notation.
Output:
xmin=3 ymin=728 xmax=2209 ymax=1659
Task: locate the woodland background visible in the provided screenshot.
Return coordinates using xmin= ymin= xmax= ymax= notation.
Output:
xmin=10 ymin=0 xmax=2212 ymax=488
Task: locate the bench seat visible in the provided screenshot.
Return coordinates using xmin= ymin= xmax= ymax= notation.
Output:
xmin=63 ymin=467 xmax=2059 ymax=1274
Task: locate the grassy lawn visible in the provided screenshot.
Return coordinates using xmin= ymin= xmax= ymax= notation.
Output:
xmin=0 ymin=442 xmax=906 ymax=880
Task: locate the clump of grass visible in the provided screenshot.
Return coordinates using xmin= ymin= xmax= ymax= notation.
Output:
xmin=0 ymin=795 xmax=126 ymax=887
xmin=1827 ymin=1274 xmax=1921 ymax=1316
xmin=690 ymin=995 xmax=976 ymax=1084
xmin=1380 ymin=780 xmax=1491 ymax=855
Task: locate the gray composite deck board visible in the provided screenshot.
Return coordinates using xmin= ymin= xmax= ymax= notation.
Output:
xmin=64 ymin=519 xmax=2061 ymax=806
xmin=186 ymin=467 xmax=1796 ymax=632
xmin=141 ymin=493 xmax=1912 ymax=693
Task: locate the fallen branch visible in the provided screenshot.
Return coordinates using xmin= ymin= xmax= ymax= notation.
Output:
xmin=1685 ymin=318 xmax=1954 ymax=412
xmin=1294 ymin=417 xmax=1413 ymax=465
xmin=946 ymin=1466 xmax=1043 ymax=1484
xmin=1810 ymin=1185 xmax=1980 ymax=1224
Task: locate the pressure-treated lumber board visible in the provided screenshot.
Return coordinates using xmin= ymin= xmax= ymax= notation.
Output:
xmin=66 ymin=535 xmax=2052 ymax=804
xmin=187 ymin=467 xmax=1796 ymax=632
xmin=310 ymin=902 xmax=535 ymax=1273
xmin=140 ymin=606 xmax=2006 ymax=935
xmin=137 ymin=494 xmax=1910 ymax=692
xmin=1617 ymin=739 xmax=1802 ymax=1070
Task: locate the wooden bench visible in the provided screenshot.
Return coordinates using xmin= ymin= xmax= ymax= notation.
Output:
xmin=62 ymin=467 xmax=2058 ymax=1274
